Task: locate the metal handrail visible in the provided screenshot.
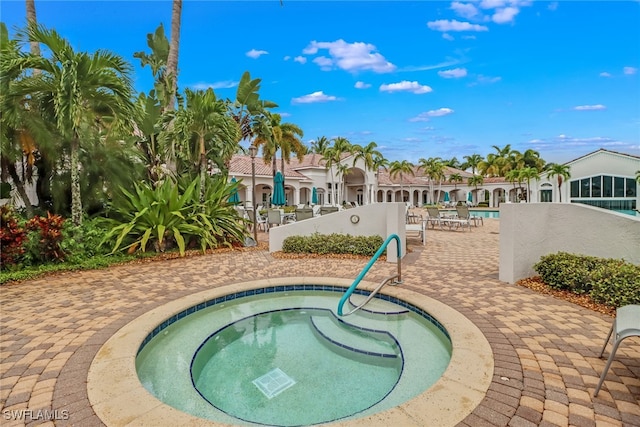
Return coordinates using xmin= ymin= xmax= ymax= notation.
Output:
xmin=337 ymin=234 xmax=402 ymax=316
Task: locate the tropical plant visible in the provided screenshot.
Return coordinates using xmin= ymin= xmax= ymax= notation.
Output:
xmin=504 ymin=169 xmax=523 ymax=201
xmin=546 ymin=163 xmax=571 ymax=202
xmin=172 ymin=88 xmax=241 ymax=201
xmin=101 ymin=178 xmax=200 ymax=255
xmin=635 ymin=170 xmax=640 ymax=184
xmin=101 ymin=175 xmax=246 ymax=256
xmin=444 ymin=157 xmax=462 ymax=169
xmin=388 ymin=160 xmax=415 ymax=202
xmin=0 ymin=205 xmax=26 ymax=269
xmin=17 ymin=24 xmax=136 ymax=225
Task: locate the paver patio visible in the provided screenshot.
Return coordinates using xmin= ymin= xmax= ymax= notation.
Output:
xmin=1 ymin=218 xmax=639 ymax=426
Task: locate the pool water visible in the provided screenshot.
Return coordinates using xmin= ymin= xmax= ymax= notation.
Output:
xmin=136 ymin=289 xmax=452 ymax=426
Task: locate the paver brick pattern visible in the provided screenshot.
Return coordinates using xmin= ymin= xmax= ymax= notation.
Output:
xmin=1 ymin=218 xmax=639 ymax=426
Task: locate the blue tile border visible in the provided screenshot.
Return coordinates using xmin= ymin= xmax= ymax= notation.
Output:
xmin=137 ymin=285 xmax=451 ymax=354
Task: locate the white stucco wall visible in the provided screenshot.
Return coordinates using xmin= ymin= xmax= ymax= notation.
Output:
xmin=268 ymin=202 xmax=406 ymax=262
xmin=499 ymin=203 xmax=640 ymax=283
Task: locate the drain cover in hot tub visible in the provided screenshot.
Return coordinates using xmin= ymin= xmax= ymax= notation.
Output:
xmin=252 ymin=368 xmax=296 ymax=399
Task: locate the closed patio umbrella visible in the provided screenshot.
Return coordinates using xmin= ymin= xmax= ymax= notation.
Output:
xmin=229 ymin=176 xmax=240 ymax=204
xmin=467 ymin=191 xmax=473 ymax=204
xmin=312 ymin=187 xmax=318 ymax=205
xmin=443 ymin=191 xmax=450 ymax=202
xmin=271 ymin=171 xmax=286 ymax=206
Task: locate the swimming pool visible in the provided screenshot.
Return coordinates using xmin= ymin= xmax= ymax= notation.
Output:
xmin=88 ymin=277 xmax=493 ymax=427
xmin=136 ymin=289 xmax=452 ymax=426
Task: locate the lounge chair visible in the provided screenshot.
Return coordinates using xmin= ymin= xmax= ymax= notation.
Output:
xmin=426 ymin=207 xmax=471 ymax=231
xmin=456 ymin=205 xmax=483 ymax=227
xmin=594 ymin=305 xmax=640 ymax=397
xmin=320 ymin=206 xmax=339 ymax=215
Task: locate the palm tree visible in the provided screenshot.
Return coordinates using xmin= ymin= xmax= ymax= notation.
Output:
xmin=25 ymin=0 xmax=41 ymax=63
xmin=418 ymin=157 xmax=444 ymax=204
xmin=444 ymin=157 xmax=462 ymax=169
xmin=635 ymin=170 xmax=640 ymax=184
xmin=165 ymin=0 xmax=182 ymax=112
xmin=546 ymin=163 xmax=571 ymax=202
xmin=336 ymin=162 xmax=350 ymax=204
xmin=371 ymin=154 xmax=388 ymax=203
xmin=448 ymin=173 xmax=463 ymax=189
xmin=322 ymin=137 xmax=352 ymax=205
xmin=467 ymin=175 xmax=484 ymax=204
xmin=232 ymin=71 xmax=277 ymax=145
xmin=0 ymin=24 xmax=38 ymax=216
xmin=310 ymin=136 xmax=330 ymax=154
xmin=504 ymin=169 xmax=523 ymax=202
xmin=388 ymin=160 xmax=414 ymax=203
xmin=462 ymin=153 xmax=483 ymax=175
xmin=172 ymin=88 xmax=241 ymax=201
xmin=519 ymin=167 xmax=539 ymax=203
xmin=254 ymin=112 xmax=304 ymax=185
xmin=18 ymin=24 xmax=135 ymax=225
xmin=351 ymin=141 xmax=382 ymax=204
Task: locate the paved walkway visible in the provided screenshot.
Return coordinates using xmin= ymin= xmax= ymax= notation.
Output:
xmin=1 ymin=219 xmax=639 ymax=426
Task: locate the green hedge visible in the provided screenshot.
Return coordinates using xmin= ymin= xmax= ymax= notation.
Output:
xmin=534 ymin=252 xmax=640 ymax=307
xmin=282 ymin=233 xmax=384 ymax=256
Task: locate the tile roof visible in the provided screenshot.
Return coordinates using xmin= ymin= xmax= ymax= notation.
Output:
xmin=229 ymin=156 xmax=310 ymax=180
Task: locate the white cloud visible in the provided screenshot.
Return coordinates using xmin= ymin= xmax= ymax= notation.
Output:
xmin=409 ymin=108 xmax=455 ymax=122
xmin=492 ymin=7 xmax=520 ymax=24
xmin=599 ymin=72 xmax=612 ymax=78
xmin=294 ymin=56 xmax=307 ymax=64
xmin=246 ymin=49 xmax=268 ymax=59
xmin=284 ymin=56 xmax=291 ymax=61
xmin=573 ymin=104 xmax=606 ymax=111
xmin=548 ymin=2 xmax=558 ymax=11
xmin=442 ymin=33 xmax=455 ymax=41
xmin=291 ymin=91 xmax=339 ymax=104
xmin=427 ymin=19 xmax=489 ymax=32
xmin=302 ymin=39 xmax=396 ymax=73
xmin=438 ymin=68 xmax=468 ymax=78
xmin=354 ymin=81 xmax=371 ymax=89
xmin=623 ymin=66 xmax=638 ymax=75
xmin=313 ymin=56 xmax=334 ymax=70
xmin=380 ymin=81 xmax=433 ymax=94
xmin=191 ymin=80 xmax=237 ymax=90
xmin=479 ymin=0 xmax=507 ymax=8
xmin=451 ymin=1 xmax=479 ymax=19
xmin=473 ymin=74 xmax=502 ymax=85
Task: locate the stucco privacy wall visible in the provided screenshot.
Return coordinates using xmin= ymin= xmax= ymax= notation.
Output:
xmin=268 ymin=202 xmax=406 ymax=263
xmin=499 ymin=203 xmax=640 ymax=284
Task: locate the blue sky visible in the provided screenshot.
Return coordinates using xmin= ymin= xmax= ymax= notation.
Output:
xmin=2 ymin=1 xmax=639 ymax=164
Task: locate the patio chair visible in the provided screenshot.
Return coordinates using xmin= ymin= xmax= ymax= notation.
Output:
xmin=456 ymin=205 xmax=483 ymax=227
xmin=406 ymin=219 xmax=426 ymax=245
xmin=594 ymin=305 xmax=640 ymax=397
xmin=267 ymin=208 xmax=282 ymax=228
xmin=255 ymin=212 xmax=268 ymax=232
xmin=295 ymin=207 xmax=314 ymax=221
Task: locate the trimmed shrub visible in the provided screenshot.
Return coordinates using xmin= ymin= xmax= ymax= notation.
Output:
xmin=282 ymin=233 xmax=384 ymax=257
xmin=0 ymin=205 xmax=26 ymax=269
xmin=589 ymin=261 xmax=640 ymax=307
xmin=534 ymin=251 xmax=640 ymax=307
xmin=533 ymin=252 xmax=600 ymax=294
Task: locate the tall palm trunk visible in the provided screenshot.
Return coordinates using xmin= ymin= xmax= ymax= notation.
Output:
xmin=199 ymin=135 xmax=206 ymax=203
xmin=70 ymin=135 xmax=82 ymax=225
xmin=1 ymin=157 xmax=34 ymax=217
xmin=166 ymin=0 xmax=182 ymax=112
xmin=26 ymin=0 xmax=41 ymax=61
xmin=557 ymin=177 xmax=563 ymax=202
